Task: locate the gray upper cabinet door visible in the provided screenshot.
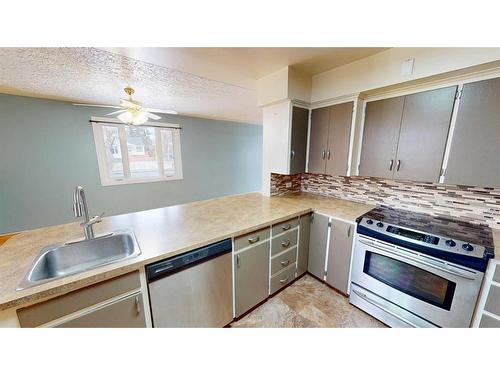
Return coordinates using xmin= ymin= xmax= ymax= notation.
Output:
xmin=234 ymin=242 xmax=270 ymax=317
xmin=445 ymin=77 xmax=500 ymax=188
xmin=308 ymin=107 xmax=330 ymax=174
xmin=307 ymin=212 xmax=329 ymax=280
xmin=325 ymin=101 xmax=353 ymax=176
xmin=359 ymin=96 xmax=405 ymax=178
xmin=297 ymin=213 xmax=311 ymax=276
xmin=290 ymin=106 xmax=309 ymax=174
xmin=326 ymin=219 xmax=354 ymax=295
xmin=393 ymin=86 xmax=457 ymax=183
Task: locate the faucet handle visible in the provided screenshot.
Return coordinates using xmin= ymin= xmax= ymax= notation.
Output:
xmin=81 ymin=212 xmax=105 ymax=228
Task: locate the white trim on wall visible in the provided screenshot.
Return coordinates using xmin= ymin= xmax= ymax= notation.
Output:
xmin=91 ymin=119 xmax=183 ymax=186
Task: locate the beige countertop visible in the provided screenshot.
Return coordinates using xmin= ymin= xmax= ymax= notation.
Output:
xmin=0 ymin=192 xmax=373 ymax=312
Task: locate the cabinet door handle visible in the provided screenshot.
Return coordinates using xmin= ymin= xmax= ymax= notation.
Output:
xmin=347 ymin=225 xmax=351 ymax=238
xmin=135 ymin=295 xmax=141 ymax=316
xmin=279 ymin=276 xmax=289 ymax=284
xmin=281 ymin=224 xmax=291 ymax=231
xmin=281 ymin=240 xmax=291 ymax=248
xmin=280 ymin=259 xmax=290 ymax=267
xmin=396 ymin=159 xmax=401 ymax=171
xmin=322 ymin=150 xmax=326 ymax=160
xmin=291 ymin=150 xmax=295 ymax=160
xmin=236 ymin=254 xmax=241 ymax=268
xmin=327 ymin=150 xmax=331 ymax=160
xmin=389 ymin=159 xmax=394 ymax=171
xmin=248 ymin=236 xmax=260 ymax=244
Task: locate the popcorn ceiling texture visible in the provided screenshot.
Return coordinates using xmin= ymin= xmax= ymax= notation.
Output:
xmin=270 ymin=173 xmax=500 ymax=229
xmin=0 ymin=48 xmax=260 ymax=124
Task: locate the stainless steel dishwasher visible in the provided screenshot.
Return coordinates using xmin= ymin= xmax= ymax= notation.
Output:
xmin=146 ymin=238 xmax=233 ymax=327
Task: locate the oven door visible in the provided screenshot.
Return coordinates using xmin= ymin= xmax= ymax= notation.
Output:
xmin=351 ymin=235 xmax=484 ymax=327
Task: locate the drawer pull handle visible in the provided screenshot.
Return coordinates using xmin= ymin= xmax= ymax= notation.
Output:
xmin=279 ymin=276 xmax=289 ymax=284
xmin=248 ymin=236 xmax=260 ymax=244
xmin=135 ymin=295 xmax=141 ymax=316
xmin=281 ymin=224 xmax=292 ymax=231
xmin=280 ymin=259 xmax=290 ymax=267
xmin=281 ymin=240 xmax=291 ymax=248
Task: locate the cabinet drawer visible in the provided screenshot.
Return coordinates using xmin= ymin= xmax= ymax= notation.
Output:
xmin=479 ymin=313 xmax=500 ymax=328
xmin=272 ymin=217 xmax=299 ymax=236
xmin=17 ymin=271 xmax=141 ymax=327
xmin=493 ymin=264 xmax=500 ymax=283
xmin=270 ymin=264 xmax=296 ymax=294
xmin=234 ymin=227 xmax=270 ymax=251
xmin=271 ymin=229 xmax=298 ymax=256
xmin=271 ymin=247 xmax=297 ymax=275
xmin=56 ymin=292 xmax=146 ymax=328
xmin=485 ymin=284 xmax=500 ymax=316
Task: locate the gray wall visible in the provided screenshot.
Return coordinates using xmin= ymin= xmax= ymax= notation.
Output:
xmin=0 ymin=93 xmax=262 ymax=234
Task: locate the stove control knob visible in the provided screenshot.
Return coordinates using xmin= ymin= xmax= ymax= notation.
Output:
xmin=445 ymin=239 xmax=456 ymax=247
xmin=376 ymin=222 xmax=384 ymax=228
xmin=462 ymin=243 xmax=474 ymax=252
xmin=366 ymin=219 xmax=373 ymax=225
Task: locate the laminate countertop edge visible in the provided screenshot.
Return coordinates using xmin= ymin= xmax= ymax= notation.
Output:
xmin=0 ymin=192 xmax=373 ymax=312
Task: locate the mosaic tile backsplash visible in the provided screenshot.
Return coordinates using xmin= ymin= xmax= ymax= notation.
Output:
xmin=270 ymin=173 xmax=500 ymax=229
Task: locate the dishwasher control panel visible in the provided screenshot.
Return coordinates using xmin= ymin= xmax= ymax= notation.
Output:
xmin=146 ymin=238 xmax=232 ymax=281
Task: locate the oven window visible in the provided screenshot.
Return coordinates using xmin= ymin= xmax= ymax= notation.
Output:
xmin=363 ymin=252 xmax=456 ymax=310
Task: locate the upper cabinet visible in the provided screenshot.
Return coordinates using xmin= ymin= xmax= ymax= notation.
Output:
xmin=393 ymin=86 xmax=457 ymax=182
xmin=290 ymin=106 xmax=309 ymax=174
xmin=444 ymin=77 xmax=500 ymax=188
xmin=359 ymin=86 xmax=457 ymax=183
xmin=359 ymin=96 xmax=404 ymax=179
xmin=309 ymin=101 xmax=353 ymax=175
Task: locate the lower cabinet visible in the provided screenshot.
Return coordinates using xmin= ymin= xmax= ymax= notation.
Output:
xmin=326 ymin=218 xmax=354 ymax=295
xmin=234 ymin=238 xmax=270 ymax=317
xmin=56 ymin=292 xmax=145 ymax=328
xmin=307 ymin=212 xmax=329 ymax=279
xmin=307 ymin=213 xmax=356 ymax=295
xmin=297 ymin=213 xmax=311 ymax=276
xmin=17 ymin=272 xmax=146 ymax=328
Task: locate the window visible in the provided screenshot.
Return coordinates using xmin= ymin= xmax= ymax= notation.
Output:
xmin=92 ymin=118 xmax=183 ymax=186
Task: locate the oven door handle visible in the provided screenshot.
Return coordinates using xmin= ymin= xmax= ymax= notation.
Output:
xmin=352 ymin=289 xmax=419 ymax=328
xmin=358 ymin=239 xmax=478 ymax=281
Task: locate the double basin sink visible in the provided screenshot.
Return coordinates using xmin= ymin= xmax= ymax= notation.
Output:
xmin=17 ymin=229 xmax=141 ymax=290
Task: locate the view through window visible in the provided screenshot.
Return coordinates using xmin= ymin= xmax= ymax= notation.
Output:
xmin=93 ymin=120 xmax=182 ymax=185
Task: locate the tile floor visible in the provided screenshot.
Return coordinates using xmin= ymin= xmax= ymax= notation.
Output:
xmin=231 ymin=274 xmax=386 ymax=328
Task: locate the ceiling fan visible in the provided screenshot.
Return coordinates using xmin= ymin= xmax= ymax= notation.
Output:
xmin=73 ymin=87 xmax=177 ymax=126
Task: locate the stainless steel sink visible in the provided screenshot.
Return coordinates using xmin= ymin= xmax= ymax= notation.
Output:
xmin=17 ymin=229 xmax=141 ymax=290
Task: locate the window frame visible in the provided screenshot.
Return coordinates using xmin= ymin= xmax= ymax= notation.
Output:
xmin=91 ymin=116 xmax=183 ymax=186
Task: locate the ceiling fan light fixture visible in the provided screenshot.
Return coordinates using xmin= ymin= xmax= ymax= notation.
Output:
xmin=117 ymin=110 xmax=148 ymax=126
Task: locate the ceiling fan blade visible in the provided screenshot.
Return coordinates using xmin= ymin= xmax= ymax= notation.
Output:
xmin=143 ymin=107 xmax=178 ymax=115
xmin=72 ymin=103 xmax=122 ymax=109
xmin=106 ymin=110 xmax=127 ymax=116
xmin=144 ymin=112 xmax=162 ymax=120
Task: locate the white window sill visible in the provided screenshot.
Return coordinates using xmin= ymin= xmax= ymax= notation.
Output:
xmin=101 ymin=175 xmax=183 ymax=187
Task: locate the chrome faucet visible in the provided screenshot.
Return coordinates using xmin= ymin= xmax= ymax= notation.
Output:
xmin=73 ymin=186 xmax=103 ymax=240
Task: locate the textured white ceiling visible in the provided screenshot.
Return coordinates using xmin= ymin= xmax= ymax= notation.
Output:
xmin=102 ymin=47 xmax=389 ymax=89
xmin=0 ymin=47 xmax=389 ymax=125
xmin=0 ymin=48 xmax=261 ymax=124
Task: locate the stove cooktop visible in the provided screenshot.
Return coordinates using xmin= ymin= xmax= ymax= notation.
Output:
xmin=356 ymin=206 xmax=495 ymax=272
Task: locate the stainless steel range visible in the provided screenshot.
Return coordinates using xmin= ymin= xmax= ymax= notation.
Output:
xmin=349 ymin=207 xmax=495 ymax=328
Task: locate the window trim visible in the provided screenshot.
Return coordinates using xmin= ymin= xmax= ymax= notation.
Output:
xmin=91 ymin=117 xmax=183 ymax=186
